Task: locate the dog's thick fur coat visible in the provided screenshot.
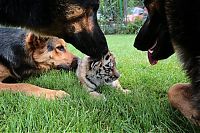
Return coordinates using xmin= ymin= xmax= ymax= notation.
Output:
xmin=0 ymin=0 xmax=108 ymax=58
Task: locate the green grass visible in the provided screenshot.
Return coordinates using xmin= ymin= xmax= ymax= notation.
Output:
xmin=0 ymin=35 xmax=199 ymax=132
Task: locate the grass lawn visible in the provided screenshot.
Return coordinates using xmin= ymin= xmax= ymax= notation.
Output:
xmin=0 ymin=35 xmax=199 ymax=132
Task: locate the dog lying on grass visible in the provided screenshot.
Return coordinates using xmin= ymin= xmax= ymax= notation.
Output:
xmin=76 ymin=51 xmax=130 ymax=99
xmin=0 ymin=27 xmax=79 ymax=100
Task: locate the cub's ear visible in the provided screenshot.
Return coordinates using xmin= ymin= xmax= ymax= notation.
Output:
xmin=89 ymin=60 xmax=102 ymax=70
xmin=25 ymin=32 xmax=48 ymax=50
xmin=104 ymin=51 xmax=112 ymax=60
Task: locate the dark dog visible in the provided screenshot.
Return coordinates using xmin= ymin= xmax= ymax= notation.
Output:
xmin=134 ymin=1 xmax=174 ymax=65
xmin=0 ymin=0 xmax=108 ymax=59
xmin=0 ymin=27 xmax=78 ymax=99
xmin=134 ymin=0 xmax=200 ymax=125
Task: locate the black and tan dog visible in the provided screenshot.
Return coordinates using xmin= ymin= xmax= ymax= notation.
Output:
xmin=0 ymin=27 xmax=78 ymax=99
xmin=134 ymin=0 xmax=200 ymax=125
xmin=0 ymin=0 xmax=108 ymax=59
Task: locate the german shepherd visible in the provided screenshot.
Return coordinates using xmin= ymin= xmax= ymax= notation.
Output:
xmin=134 ymin=0 xmax=200 ymax=125
xmin=0 ymin=27 xmax=79 ymax=100
xmin=0 ymin=0 xmax=108 ymax=59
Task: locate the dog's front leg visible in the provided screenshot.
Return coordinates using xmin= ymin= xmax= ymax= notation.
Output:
xmin=0 ymin=83 xmax=69 ymax=100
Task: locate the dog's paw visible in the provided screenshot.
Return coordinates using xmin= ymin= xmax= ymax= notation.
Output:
xmin=42 ymin=89 xmax=70 ymax=100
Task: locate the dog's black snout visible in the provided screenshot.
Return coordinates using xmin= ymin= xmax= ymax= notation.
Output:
xmin=57 ymin=64 xmax=70 ymax=71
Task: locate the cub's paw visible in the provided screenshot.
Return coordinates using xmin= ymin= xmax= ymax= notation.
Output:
xmin=89 ymin=91 xmax=106 ymax=100
xmin=121 ymin=88 xmax=131 ymax=94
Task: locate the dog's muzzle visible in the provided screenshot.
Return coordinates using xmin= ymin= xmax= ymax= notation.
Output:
xmin=56 ymin=57 xmax=80 ymax=71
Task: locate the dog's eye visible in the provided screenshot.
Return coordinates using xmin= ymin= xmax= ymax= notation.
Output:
xmin=56 ymin=46 xmax=65 ymax=52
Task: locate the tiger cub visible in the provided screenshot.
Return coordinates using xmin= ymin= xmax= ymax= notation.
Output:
xmin=76 ymin=51 xmax=130 ymax=98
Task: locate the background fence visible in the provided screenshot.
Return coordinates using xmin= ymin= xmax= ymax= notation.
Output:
xmin=98 ymin=0 xmax=145 ymax=34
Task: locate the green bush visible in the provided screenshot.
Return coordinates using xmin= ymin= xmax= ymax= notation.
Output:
xmin=100 ymin=18 xmax=144 ymax=35
xmin=119 ymin=18 xmax=144 ymax=34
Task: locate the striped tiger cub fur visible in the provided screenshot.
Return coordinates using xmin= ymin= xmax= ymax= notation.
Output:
xmin=76 ymin=51 xmax=130 ymax=98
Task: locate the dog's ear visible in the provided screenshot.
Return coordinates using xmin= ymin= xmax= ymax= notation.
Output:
xmin=25 ymin=32 xmax=48 ymax=50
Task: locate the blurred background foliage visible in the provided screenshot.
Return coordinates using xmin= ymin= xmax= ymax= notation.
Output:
xmin=98 ymin=0 xmax=146 ymax=34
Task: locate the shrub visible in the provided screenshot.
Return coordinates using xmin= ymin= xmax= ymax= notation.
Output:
xmin=99 ymin=18 xmax=144 ymax=35
xmin=120 ymin=18 xmax=144 ymax=34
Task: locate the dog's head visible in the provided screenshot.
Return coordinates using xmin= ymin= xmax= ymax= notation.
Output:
xmin=25 ymin=32 xmax=79 ymax=71
xmin=134 ymin=0 xmax=174 ymax=65
xmin=39 ymin=0 xmax=108 ymax=59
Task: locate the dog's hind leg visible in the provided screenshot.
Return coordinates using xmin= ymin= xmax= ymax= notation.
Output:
xmin=168 ymin=83 xmax=200 ymax=126
xmin=0 ymin=83 xmax=69 ymax=100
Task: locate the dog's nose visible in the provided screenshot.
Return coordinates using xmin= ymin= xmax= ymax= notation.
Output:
xmin=57 ymin=64 xmax=70 ymax=71
xmin=70 ymin=57 xmax=80 ymax=71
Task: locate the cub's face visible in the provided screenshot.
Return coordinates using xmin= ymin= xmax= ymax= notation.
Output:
xmin=90 ymin=52 xmax=120 ymax=83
